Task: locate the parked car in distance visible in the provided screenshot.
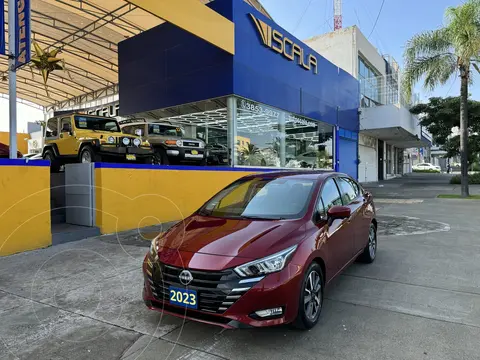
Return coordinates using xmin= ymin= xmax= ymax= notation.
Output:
xmin=42 ymin=113 xmax=154 ymax=172
xmin=412 ymin=163 xmax=441 ymax=172
xmin=119 ymin=119 xmax=206 ymax=165
xmin=143 ymin=171 xmax=377 ymax=329
xmin=0 ymin=142 xmax=23 ymax=158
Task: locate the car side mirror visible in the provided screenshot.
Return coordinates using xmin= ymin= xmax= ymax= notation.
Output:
xmin=327 ymin=205 xmax=351 ymax=220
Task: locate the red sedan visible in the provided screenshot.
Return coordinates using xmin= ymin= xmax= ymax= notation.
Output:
xmin=143 ymin=171 xmax=377 ymax=329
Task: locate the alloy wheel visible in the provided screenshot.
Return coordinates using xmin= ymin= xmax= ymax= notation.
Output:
xmin=81 ymin=151 xmax=92 ymax=163
xmin=368 ymin=226 xmax=377 ymax=259
xmin=304 ymin=270 xmax=322 ymax=321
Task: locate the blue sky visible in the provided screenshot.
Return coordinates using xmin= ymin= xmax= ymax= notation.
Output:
xmin=261 ymin=0 xmax=479 ymax=101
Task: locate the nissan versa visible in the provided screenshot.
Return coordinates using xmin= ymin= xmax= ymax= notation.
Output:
xmin=142 ymin=171 xmax=377 ymax=329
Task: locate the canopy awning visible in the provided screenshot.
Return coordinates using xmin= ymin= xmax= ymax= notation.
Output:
xmin=0 ymin=0 xmax=271 ymax=109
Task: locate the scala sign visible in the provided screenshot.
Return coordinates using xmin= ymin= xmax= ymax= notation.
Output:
xmin=250 ymin=14 xmax=318 ymax=75
xmin=15 ymin=0 xmax=31 ymax=68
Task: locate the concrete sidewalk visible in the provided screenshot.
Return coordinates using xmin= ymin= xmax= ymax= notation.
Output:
xmin=363 ymin=173 xmax=480 ymax=199
xmin=1 ymin=173 xmax=480 ymax=360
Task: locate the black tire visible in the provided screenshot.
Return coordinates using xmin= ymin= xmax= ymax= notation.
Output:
xmin=199 ymin=155 xmax=207 ymax=166
xmin=43 ymin=149 xmax=60 ymax=173
xmin=358 ymin=223 xmax=377 ymax=263
xmin=154 ymin=148 xmax=169 ymax=165
xmin=292 ymin=262 xmax=324 ymax=330
xmin=143 ymin=155 xmax=154 ymax=164
xmin=79 ymin=145 xmax=100 ymax=164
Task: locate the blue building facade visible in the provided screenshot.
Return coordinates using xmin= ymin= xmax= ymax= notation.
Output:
xmin=118 ymin=0 xmax=359 ymax=178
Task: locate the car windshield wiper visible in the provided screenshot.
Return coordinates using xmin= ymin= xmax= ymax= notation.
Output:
xmin=240 ymin=215 xmax=287 ymax=220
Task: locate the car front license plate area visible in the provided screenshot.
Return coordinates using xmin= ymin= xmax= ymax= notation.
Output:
xmin=169 ymin=286 xmax=197 ymax=309
xmin=126 ymin=154 xmax=136 ymax=161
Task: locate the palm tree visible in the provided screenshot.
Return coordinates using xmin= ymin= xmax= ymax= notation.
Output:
xmin=403 ymin=0 xmax=480 ymax=197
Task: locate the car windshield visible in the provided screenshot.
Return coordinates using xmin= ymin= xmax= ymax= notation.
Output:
xmin=198 ymin=177 xmax=316 ymax=220
xmin=149 ymin=124 xmax=185 ymax=137
xmin=74 ymin=115 xmax=120 ymax=132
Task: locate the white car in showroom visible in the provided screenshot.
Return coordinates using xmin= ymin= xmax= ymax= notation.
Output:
xmin=413 ymin=163 xmax=441 ymax=172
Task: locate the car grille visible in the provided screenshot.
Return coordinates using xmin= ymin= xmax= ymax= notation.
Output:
xmin=147 ymin=262 xmax=255 ymax=314
xmin=182 ymin=141 xmax=200 ymax=147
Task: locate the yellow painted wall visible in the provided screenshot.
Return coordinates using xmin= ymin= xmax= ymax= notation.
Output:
xmin=95 ymin=168 xmax=258 ymax=234
xmin=0 ymin=132 xmax=30 ymax=155
xmin=0 ymin=163 xmax=52 ymax=256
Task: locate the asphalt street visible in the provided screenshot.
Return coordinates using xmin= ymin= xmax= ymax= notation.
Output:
xmin=1 ymin=173 xmax=480 ymax=360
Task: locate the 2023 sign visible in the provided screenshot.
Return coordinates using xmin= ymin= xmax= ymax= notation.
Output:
xmin=169 ymin=287 xmax=197 ymax=309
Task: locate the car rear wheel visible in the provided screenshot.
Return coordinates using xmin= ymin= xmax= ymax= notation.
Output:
xmin=358 ymin=223 xmax=377 ymax=263
xmin=43 ymin=149 xmax=60 ymax=173
xmin=292 ymin=262 xmax=324 ymax=330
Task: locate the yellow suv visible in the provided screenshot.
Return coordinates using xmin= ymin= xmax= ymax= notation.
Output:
xmin=42 ymin=113 xmax=154 ymax=172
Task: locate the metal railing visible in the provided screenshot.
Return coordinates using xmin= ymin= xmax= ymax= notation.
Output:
xmin=360 ymin=74 xmax=420 ymax=108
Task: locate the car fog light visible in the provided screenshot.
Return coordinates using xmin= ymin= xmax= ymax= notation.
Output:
xmin=255 ymin=307 xmax=283 ymax=318
xmin=122 ymin=137 xmax=131 ymax=146
xmin=133 ymin=138 xmax=141 ymax=147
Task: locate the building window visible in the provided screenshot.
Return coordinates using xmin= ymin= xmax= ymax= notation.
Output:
xmin=358 ymin=56 xmax=381 ymax=107
xmin=236 ymin=98 xmax=334 ymax=169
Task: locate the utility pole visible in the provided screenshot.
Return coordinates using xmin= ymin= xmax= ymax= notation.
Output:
xmin=8 ymin=0 xmax=17 ymax=159
xmin=334 ymin=0 xmax=342 ymax=30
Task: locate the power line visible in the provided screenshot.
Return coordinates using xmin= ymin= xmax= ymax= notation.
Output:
xmin=445 ymin=73 xmax=458 ymax=97
xmin=368 ymin=0 xmax=386 ymax=39
xmin=292 ymin=0 xmax=314 ymax=33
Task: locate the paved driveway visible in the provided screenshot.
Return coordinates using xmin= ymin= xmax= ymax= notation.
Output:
xmin=1 ymin=173 xmax=480 ymax=360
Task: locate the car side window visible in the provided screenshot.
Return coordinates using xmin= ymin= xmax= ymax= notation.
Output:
xmin=46 ymin=118 xmax=59 ymax=138
xmin=318 ymin=178 xmax=343 ymax=217
xmin=122 ymin=125 xmax=132 ymax=134
xmin=344 ymin=178 xmax=360 ymax=197
xmin=336 ymin=177 xmax=358 ymax=205
xmin=60 ymin=118 xmax=71 ymax=133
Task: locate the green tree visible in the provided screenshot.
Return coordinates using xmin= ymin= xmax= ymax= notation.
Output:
xmin=403 ymin=0 xmax=480 ymax=196
xmin=410 ymin=97 xmax=480 ymax=166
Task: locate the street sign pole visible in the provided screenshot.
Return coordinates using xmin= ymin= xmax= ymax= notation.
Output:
xmin=8 ymin=0 xmax=17 ymax=159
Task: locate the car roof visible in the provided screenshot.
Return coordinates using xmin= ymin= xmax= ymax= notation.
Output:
xmin=240 ymin=170 xmax=349 ymax=181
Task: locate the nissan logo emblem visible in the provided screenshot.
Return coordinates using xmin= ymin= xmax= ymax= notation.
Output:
xmin=179 ymin=270 xmax=193 ymax=285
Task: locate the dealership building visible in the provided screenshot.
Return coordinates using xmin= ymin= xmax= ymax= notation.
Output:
xmin=0 ymin=0 xmax=430 ymax=256
xmin=115 ymin=0 xmax=360 ymax=178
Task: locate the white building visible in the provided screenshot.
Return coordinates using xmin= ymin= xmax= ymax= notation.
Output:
xmin=305 ymin=26 xmax=431 ymax=182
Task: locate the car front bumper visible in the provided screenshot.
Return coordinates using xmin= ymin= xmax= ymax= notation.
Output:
xmin=99 ymin=145 xmax=153 ymax=159
xmin=164 ymin=147 xmax=205 ymax=162
xmin=142 ymin=252 xmax=303 ymax=328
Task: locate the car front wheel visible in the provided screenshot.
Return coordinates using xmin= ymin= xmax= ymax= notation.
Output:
xmin=292 ymin=262 xmax=324 ymax=330
xmin=79 ymin=146 xmax=99 ymax=164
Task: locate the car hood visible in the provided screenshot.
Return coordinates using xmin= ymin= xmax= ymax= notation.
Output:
xmin=157 ymin=215 xmax=306 ymax=259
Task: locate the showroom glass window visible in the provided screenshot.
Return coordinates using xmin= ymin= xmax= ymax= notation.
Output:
xmin=358 ymin=56 xmax=382 ymax=107
xmin=235 ymin=98 xmax=334 ymax=169
xmin=134 ymin=97 xmax=230 ymax=166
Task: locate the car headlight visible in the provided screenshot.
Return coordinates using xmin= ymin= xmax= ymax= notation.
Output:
xmin=176 ymin=140 xmax=182 ymax=147
xmin=122 ymin=137 xmax=131 ymax=146
xmin=234 ymin=245 xmax=297 ymax=277
xmin=199 ymin=142 xmax=205 ymax=149
xmin=107 ymin=136 xmax=115 ymax=144
xmin=133 ymin=138 xmax=141 ymax=147
xmin=150 ymin=239 xmax=158 ymax=256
